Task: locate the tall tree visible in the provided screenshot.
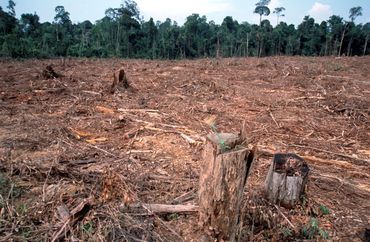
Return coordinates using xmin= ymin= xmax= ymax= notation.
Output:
xmin=349 ymin=6 xmax=363 ymax=22
xmin=346 ymin=6 xmax=363 ymax=55
xmin=273 ymin=7 xmax=285 ymax=25
xmin=254 ymin=0 xmax=271 ymax=26
xmin=254 ymin=0 xmax=271 ymax=57
xmin=328 ymin=15 xmax=344 ymax=55
xmin=54 ymin=6 xmax=71 ymax=25
xmin=7 ymin=0 xmax=15 ymax=17
xmin=339 ymin=6 xmax=362 ymax=56
xmin=297 ymin=16 xmax=320 ymax=56
xmin=0 ymin=6 xmax=17 ymax=35
xmin=363 ymin=23 xmax=370 ymax=56
xmin=53 ymin=6 xmax=72 ymax=55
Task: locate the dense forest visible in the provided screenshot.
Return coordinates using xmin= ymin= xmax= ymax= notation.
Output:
xmin=0 ymin=0 xmax=369 ymax=59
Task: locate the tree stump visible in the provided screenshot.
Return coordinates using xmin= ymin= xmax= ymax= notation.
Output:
xmin=42 ymin=65 xmax=60 ymax=79
xmin=264 ymin=153 xmax=310 ymax=208
xmin=110 ymin=68 xmax=129 ymax=94
xmin=199 ymin=133 xmax=255 ymax=241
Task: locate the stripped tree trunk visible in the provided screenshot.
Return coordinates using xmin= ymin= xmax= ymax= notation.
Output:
xmin=339 ymin=23 xmax=348 ymax=57
xmin=347 ymin=37 xmax=353 ymax=56
xmin=363 ymin=35 xmax=369 ymax=56
xmin=199 ymin=133 xmax=256 ymax=241
xmin=216 ymin=34 xmax=220 ymax=58
xmin=246 ymin=33 xmax=249 ymax=57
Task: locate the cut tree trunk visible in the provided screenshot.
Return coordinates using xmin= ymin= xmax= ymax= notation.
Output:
xmin=199 ymin=132 xmax=255 ymax=242
xmin=42 ymin=65 xmax=60 ymax=79
xmin=110 ymin=68 xmax=129 ymax=94
xmin=264 ymin=153 xmax=309 ymax=208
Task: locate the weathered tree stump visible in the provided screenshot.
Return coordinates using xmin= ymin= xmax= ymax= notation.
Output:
xmin=264 ymin=153 xmax=309 ymax=208
xmin=42 ymin=65 xmax=60 ymax=79
xmin=110 ymin=68 xmax=129 ymax=94
xmin=199 ymin=133 xmax=255 ymax=241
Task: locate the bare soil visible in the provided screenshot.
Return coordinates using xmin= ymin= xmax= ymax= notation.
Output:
xmin=0 ymin=57 xmax=369 ymax=241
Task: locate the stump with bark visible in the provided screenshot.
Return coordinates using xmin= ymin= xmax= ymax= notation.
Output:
xmin=199 ymin=132 xmax=256 ymax=241
xmin=110 ymin=68 xmax=129 ymax=94
xmin=264 ymin=153 xmax=309 ymax=208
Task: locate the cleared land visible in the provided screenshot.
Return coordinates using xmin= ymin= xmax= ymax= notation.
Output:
xmin=0 ymin=57 xmax=369 ymax=241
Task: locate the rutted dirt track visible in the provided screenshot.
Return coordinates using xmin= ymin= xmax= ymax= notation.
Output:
xmin=0 ymin=57 xmax=369 ymax=241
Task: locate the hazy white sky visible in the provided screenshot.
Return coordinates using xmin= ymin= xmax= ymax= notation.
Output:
xmin=1 ymin=0 xmax=369 ymax=26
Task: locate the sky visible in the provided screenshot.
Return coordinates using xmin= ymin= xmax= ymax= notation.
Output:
xmin=1 ymin=0 xmax=369 ymax=26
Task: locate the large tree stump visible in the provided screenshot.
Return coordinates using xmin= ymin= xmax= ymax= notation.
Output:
xmin=264 ymin=153 xmax=309 ymax=208
xmin=199 ymin=133 xmax=255 ymax=241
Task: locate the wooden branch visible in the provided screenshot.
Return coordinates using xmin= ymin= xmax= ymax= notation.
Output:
xmin=82 ymin=90 xmax=101 ymax=96
xmin=33 ymin=88 xmax=66 ymax=94
xmin=123 ymin=203 xmax=198 ymax=214
xmin=141 ymin=204 xmax=185 ymax=242
xmin=121 ymin=203 xmax=198 ymax=242
xmin=287 ymin=144 xmax=370 ymax=164
xmin=127 ymin=116 xmax=192 ymax=132
xmin=85 ymin=143 xmax=119 ymax=158
xmin=172 ymin=190 xmax=197 ymax=205
xmin=51 ymin=198 xmax=92 ymax=242
xmin=259 ymin=146 xmax=369 ymax=166
xmin=118 ymin=108 xmax=162 ymax=113
xmin=269 ymin=111 xmax=281 ymax=128
xmin=302 ymin=155 xmax=355 ymax=169
xmin=274 ymin=205 xmax=295 ymax=229
xmin=143 ymin=125 xmax=201 ymax=145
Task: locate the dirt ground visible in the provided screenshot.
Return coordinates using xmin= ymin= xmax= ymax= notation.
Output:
xmin=0 ymin=56 xmax=369 ymax=241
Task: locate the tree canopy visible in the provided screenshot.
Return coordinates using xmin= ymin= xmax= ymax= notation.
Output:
xmin=0 ymin=0 xmax=369 ymax=58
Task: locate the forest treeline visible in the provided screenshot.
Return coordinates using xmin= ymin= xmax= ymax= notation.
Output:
xmin=0 ymin=0 xmax=369 ymax=59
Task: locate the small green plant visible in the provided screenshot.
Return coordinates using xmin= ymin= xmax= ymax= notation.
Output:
xmin=168 ymin=213 xmax=179 ymax=220
xmin=205 ymin=117 xmax=230 ymax=153
xmin=319 ymin=228 xmax=330 ymax=239
xmin=282 ymin=227 xmax=292 ymax=238
xmin=301 ymin=218 xmax=330 ymax=240
xmin=301 ymin=194 xmax=307 ymax=207
xmin=82 ymin=221 xmax=93 ymax=234
xmin=0 ymin=173 xmax=22 ymax=199
xmin=319 ymin=204 xmax=330 ymax=215
xmin=0 ymin=172 xmax=9 ymax=196
xmin=17 ymin=203 xmax=28 ymax=216
xmin=20 ymin=227 xmax=32 ymax=239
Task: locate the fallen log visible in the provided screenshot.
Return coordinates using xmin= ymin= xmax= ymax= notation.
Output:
xmin=122 ymin=203 xmax=198 ymax=214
